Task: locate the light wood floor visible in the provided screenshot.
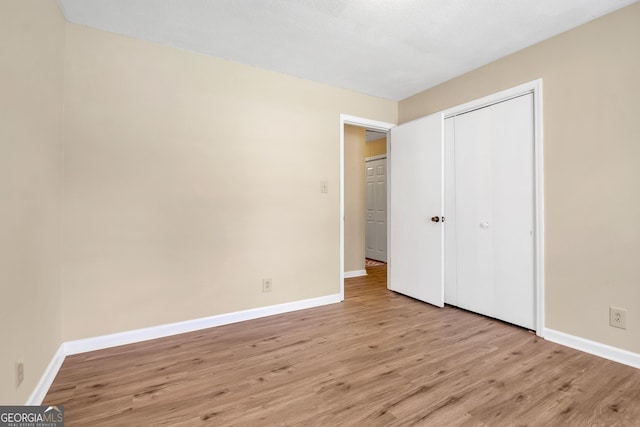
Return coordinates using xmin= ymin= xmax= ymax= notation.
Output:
xmin=45 ymin=265 xmax=640 ymax=426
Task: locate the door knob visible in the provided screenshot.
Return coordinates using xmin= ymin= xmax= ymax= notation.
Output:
xmin=431 ymin=216 xmax=440 ymax=223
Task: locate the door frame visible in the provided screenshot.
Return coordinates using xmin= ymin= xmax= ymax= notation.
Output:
xmin=442 ymin=79 xmax=545 ymax=336
xmin=339 ymin=115 xmax=395 ymax=301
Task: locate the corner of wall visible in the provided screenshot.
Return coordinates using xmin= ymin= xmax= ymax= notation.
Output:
xmin=0 ymin=0 xmax=66 ymax=404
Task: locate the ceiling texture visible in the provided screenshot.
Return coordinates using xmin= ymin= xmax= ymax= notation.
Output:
xmin=57 ymin=0 xmax=637 ymax=101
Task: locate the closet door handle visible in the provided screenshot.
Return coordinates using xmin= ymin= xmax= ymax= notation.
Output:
xmin=431 ymin=216 xmax=441 ymax=223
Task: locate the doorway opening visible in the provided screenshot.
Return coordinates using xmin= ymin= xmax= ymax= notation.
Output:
xmin=339 ymin=115 xmax=395 ymax=301
xmin=343 ymin=126 xmax=387 ymax=277
xmin=364 ymin=130 xmax=388 ymax=265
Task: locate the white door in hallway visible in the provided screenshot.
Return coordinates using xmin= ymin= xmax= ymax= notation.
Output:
xmin=389 ymin=113 xmax=444 ymax=307
xmin=365 ymin=157 xmax=387 ymax=262
xmin=451 ymin=93 xmax=535 ymax=329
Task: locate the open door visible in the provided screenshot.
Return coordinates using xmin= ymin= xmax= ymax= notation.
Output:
xmin=388 ymin=113 xmax=444 ymax=307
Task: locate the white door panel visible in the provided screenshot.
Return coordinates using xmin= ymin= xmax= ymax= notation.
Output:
xmin=389 ymin=113 xmax=444 ymax=307
xmin=454 ymin=94 xmax=535 ymax=329
xmin=365 ymin=158 xmax=387 ymax=261
xmin=365 ymin=166 xmax=375 ymax=257
xmin=490 ymin=94 xmax=535 ymax=328
xmin=455 ymin=104 xmax=495 ymax=317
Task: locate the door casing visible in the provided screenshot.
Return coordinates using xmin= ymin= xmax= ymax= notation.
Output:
xmin=339 ymin=115 xmax=395 ymax=301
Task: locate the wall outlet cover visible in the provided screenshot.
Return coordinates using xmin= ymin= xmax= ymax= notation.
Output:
xmin=609 ymin=306 xmax=627 ymax=330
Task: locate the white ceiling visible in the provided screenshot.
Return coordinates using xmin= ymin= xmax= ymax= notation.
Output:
xmin=57 ymin=0 xmax=637 ymax=101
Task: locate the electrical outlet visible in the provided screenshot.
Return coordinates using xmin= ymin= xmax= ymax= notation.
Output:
xmin=262 ymin=278 xmax=272 ymax=292
xmin=609 ymin=307 xmax=627 ymax=329
xmin=16 ymin=360 xmax=24 ymax=389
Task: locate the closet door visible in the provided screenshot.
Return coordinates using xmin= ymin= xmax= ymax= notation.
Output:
xmin=454 ymin=94 xmax=535 ymax=329
xmin=444 ymin=117 xmax=458 ymax=305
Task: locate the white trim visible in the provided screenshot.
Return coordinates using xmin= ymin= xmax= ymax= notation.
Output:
xmin=344 ymin=270 xmax=367 ymax=279
xmin=27 ymin=294 xmax=640 ymax=406
xmin=340 ymin=115 xmax=395 ymax=302
xmin=441 ymin=79 xmax=545 ymax=336
xmin=365 ymin=154 xmax=387 ymax=162
xmin=28 ymin=294 xmax=341 ymax=402
xmin=26 ymin=344 xmax=66 ymax=405
xmin=544 ymin=328 xmax=640 ymax=369
xmin=342 ymin=115 xmax=396 ymax=130
xmin=442 ymin=80 xmax=541 ymax=119
xmin=65 ymin=294 xmax=341 ymax=355
xmin=533 ymin=80 xmax=545 ymax=337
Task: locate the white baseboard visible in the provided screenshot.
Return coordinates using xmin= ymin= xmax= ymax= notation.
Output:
xmin=29 ymin=293 xmax=341 ymax=403
xmin=543 ymin=328 xmax=640 ymax=369
xmin=33 ymin=301 xmax=637 ymax=405
xmin=344 ymin=270 xmax=367 ymax=279
xmin=26 ymin=343 xmax=66 ymax=405
xmin=66 ymin=293 xmax=341 ymax=355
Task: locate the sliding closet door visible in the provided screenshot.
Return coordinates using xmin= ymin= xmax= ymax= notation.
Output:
xmin=454 ymin=94 xmax=535 ymax=329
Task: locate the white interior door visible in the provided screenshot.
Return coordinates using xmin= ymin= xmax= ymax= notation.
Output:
xmin=366 ymin=158 xmax=387 ymax=262
xmin=389 ymin=113 xmax=444 ymax=307
xmin=454 ymin=94 xmax=535 ymax=329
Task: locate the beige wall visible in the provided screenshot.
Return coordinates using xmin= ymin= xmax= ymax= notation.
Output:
xmin=400 ymin=3 xmax=640 ymax=354
xmin=344 ymin=125 xmax=366 ymax=272
xmin=366 ymin=138 xmax=387 ymax=158
xmin=0 ymin=1 xmax=65 ymax=404
xmin=61 ymin=24 xmax=397 ymax=340
xmin=3 ymin=0 xmax=638 ymax=405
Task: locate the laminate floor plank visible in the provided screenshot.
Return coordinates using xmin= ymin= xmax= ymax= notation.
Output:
xmin=44 ymin=265 xmax=640 ymax=426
